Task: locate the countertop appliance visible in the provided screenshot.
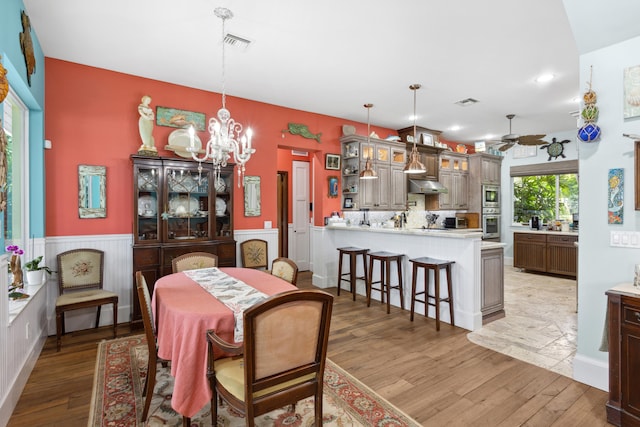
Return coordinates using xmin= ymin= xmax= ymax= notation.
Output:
xmin=531 ymin=216 xmax=540 ymax=230
xmin=444 ymin=217 xmax=468 ymax=229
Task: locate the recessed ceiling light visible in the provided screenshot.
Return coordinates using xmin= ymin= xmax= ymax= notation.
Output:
xmin=571 ymin=96 xmax=580 ymax=103
xmin=449 ymin=125 xmax=461 ymax=131
xmin=535 ymin=73 xmax=555 ymax=83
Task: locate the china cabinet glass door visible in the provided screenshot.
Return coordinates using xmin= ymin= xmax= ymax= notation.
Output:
xmin=135 ymin=164 xmax=161 ymax=242
xmin=164 ymin=167 xmax=212 ymax=241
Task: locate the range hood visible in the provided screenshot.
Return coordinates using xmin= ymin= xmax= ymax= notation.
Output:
xmin=408 ymin=179 xmax=448 ymax=194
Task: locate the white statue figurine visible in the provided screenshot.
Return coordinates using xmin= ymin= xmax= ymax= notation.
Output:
xmin=138 ymin=95 xmax=157 ymax=154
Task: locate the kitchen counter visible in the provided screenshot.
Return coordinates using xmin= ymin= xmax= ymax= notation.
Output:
xmin=325 ymin=224 xmax=484 ymax=331
xmin=327 ymin=224 xmax=483 ymax=239
xmin=481 ymin=241 xmax=507 ymax=250
xmin=514 ymin=228 xmax=579 ymax=237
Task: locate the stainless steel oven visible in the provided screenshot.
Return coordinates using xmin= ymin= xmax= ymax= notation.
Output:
xmin=482 ymin=208 xmax=500 ymax=239
xmin=482 ymin=185 xmax=500 ymax=208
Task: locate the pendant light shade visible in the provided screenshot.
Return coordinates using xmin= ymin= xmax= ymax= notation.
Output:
xmin=360 ymin=103 xmax=378 ymax=180
xmin=403 ymin=84 xmax=427 ymax=174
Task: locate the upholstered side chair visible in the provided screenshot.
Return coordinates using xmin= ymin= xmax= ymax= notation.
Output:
xmin=270 ymin=257 xmax=298 ymax=286
xmin=55 ymin=248 xmax=118 ymax=352
xmin=240 ymin=239 xmax=268 ymax=269
xmin=172 ymin=252 xmax=218 ymax=273
xmin=206 ymin=289 xmax=333 ymax=426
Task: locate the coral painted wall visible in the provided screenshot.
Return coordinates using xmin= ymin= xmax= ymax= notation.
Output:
xmin=44 ymin=58 xmax=395 ymax=236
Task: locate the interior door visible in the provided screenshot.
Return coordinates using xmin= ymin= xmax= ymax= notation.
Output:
xmin=292 ymin=161 xmax=310 ymax=270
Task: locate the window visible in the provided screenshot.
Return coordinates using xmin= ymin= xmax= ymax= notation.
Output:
xmin=3 ymin=89 xmax=29 ymax=250
xmin=511 ymin=160 xmax=579 ymax=225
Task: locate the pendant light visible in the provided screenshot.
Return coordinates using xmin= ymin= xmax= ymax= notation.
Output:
xmin=359 ymin=103 xmax=378 ymax=180
xmin=403 ymin=84 xmax=427 ymax=174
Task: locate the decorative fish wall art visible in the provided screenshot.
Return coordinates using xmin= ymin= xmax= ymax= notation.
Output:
xmin=282 ymin=123 xmax=322 ymax=143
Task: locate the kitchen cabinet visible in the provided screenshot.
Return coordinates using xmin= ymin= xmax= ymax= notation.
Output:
xmin=513 ymin=232 xmax=547 ymax=272
xmin=439 ymin=153 xmax=469 ymax=210
xmin=340 ymin=135 xmax=406 ymax=211
xmin=468 ymin=153 xmax=503 ymax=216
xmin=547 ymin=235 xmax=578 ymax=276
xmin=481 ymin=247 xmax=505 ymax=322
xmin=407 ymin=144 xmax=439 ymax=181
xmin=606 ymin=288 xmax=640 ymax=426
xmin=513 ymin=232 xmax=578 ymax=278
xmin=480 ymin=155 xmax=502 ymax=184
xmin=131 ymin=155 xmax=236 ymax=328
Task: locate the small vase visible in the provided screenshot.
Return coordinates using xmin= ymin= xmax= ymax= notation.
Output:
xmin=26 ymin=270 xmax=44 ymax=286
xmin=10 ymin=254 xmax=23 ymax=288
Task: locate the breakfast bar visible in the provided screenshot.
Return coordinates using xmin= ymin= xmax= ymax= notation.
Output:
xmin=325 ymin=225 xmax=484 ymax=331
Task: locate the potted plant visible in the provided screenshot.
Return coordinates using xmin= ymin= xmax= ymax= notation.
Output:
xmin=24 ymin=256 xmax=54 ymax=285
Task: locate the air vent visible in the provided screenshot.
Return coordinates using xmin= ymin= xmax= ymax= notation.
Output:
xmin=569 ymin=110 xmax=580 ymax=117
xmin=455 ymin=98 xmax=479 ymax=107
xmin=291 ymin=150 xmax=308 ymax=157
xmin=224 ymin=33 xmax=252 ymax=50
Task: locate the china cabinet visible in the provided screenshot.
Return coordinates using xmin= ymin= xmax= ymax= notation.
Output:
xmin=130 ymin=155 xmax=236 ymax=328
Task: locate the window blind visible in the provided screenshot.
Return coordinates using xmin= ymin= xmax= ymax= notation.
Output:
xmin=510 ymin=160 xmax=578 ymax=177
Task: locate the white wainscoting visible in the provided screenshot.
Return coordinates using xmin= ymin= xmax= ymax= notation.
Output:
xmin=0 ymin=252 xmax=47 ymax=427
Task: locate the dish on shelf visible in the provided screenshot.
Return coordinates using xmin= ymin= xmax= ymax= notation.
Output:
xmin=456 ymin=144 xmax=468 ymax=154
xmin=137 ymin=172 xmax=157 ymax=191
xmin=342 ymin=124 xmax=356 ymax=136
xmin=169 ymin=195 xmax=199 ymax=216
xmin=138 ymin=195 xmax=157 ymax=217
xmin=215 ymin=197 xmax=227 ymax=216
xmin=168 ymin=173 xmax=198 ymax=192
xmin=215 ymin=177 xmax=227 ymax=193
xmin=166 ymin=128 xmax=202 ymax=158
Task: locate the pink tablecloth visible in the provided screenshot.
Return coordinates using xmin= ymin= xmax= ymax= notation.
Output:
xmin=152 ymin=267 xmax=297 ymax=418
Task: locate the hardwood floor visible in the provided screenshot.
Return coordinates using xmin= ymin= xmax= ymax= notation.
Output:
xmin=8 ymin=271 xmax=609 ymax=426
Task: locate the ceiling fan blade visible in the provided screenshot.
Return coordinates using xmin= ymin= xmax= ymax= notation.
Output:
xmin=518 ymin=134 xmax=547 ymax=145
xmin=499 ymin=142 xmax=515 ymax=151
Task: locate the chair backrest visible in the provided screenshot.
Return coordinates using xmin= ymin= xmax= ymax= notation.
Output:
xmin=242 ymin=289 xmax=333 ymax=402
xmin=135 ymin=271 xmax=158 ymax=364
xmin=57 ymin=248 xmax=104 ymax=295
xmin=240 ymin=239 xmax=268 ymax=269
xmin=172 ymin=252 xmax=218 ymax=273
xmin=270 ymin=257 xmax=298 ymax=286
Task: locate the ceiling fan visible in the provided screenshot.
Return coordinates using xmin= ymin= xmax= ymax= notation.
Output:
xmin=490 ymin=114 xmax=546 ymax=151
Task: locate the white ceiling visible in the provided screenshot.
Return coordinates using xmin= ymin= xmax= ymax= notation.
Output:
xmin=22 ymin=0 xmax=640 ymax=144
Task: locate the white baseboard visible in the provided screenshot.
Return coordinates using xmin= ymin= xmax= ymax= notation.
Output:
xmin=572 ymin=352 xmax=608 ymax=391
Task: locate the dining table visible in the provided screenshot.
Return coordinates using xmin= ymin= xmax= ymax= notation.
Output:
xmin=152 ymin=267 xmax=297 ymax=418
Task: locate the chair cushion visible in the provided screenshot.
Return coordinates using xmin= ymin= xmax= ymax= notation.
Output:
xmin=215 ymin=357 xmax=316 ymax=401
xmin=271 ymin=263 xmax=295 ymax=283
xmin=56 ymin=289 xmax=117 ymax=307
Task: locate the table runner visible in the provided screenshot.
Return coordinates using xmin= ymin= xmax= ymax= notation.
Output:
xmin=184 ymin=267 xmax=267 ymax=341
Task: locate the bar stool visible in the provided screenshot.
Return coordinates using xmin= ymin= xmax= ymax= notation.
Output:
xmin=409 ymin=257 xmax=455 ymax=331
xmin=367 ymin=251 xmax=404 ymax=314
xmin=336 ymin=247 xmax=369 ymax=301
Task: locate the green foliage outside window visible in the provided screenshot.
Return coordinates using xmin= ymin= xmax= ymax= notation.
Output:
xmin=513 ymin=174 xmax=578 ymax=224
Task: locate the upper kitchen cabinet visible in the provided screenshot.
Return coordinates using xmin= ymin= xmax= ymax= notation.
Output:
xmin=340 ymin=135 xmax=407 ymax=210
xmin=470 ymin=153 xmax=502 ymax=185
xmin=439 ymin=152 xmax=469 ymax=210
xmin=398 ymin=126 xmax=441 ymax=181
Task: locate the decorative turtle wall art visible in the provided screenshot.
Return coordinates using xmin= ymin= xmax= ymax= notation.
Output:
xmin=540 ymin=137 xmax=570 ymax=161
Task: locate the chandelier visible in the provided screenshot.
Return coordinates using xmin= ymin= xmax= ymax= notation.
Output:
xmin=188 ymin=7 xmax=255 ymax=187
xmin=403 ymin=84 xmax=426 ymax=174
xmin=359 ymin=103 xmax=378 ymax=180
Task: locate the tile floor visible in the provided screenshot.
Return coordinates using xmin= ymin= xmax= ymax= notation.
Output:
xmin=467 ymin=266 xmax=577 ymax=377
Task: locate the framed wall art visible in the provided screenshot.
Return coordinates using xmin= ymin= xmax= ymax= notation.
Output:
xmin=608 ymin=168 xmax=623 ymax=224
xmin=624 ymin=65 xmax=640 ymax=119
xmin=343 ymin=197 xmax=353 ymax=209
xmin=325 ymin=153 xmax=341 ymax=170
xmin=328 ymin=176 xmax=339 ymax=198
xmin=156 ymin=106 xmax=206 ymax=131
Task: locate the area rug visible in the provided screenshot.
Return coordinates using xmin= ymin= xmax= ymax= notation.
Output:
xmin=89 ymin=335 xmax=420 ymax=426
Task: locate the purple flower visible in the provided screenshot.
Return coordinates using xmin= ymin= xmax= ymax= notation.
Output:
xmin=5 ymin=245 xmax=23 ymax=255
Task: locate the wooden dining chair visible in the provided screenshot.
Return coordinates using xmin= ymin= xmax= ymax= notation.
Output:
xmin=171 ymin=252 xmax=218 ymax=273
xmin=55 ymin=248 xmax=118 ymax=352
xmin=135 ymin=271 xmax=165 ymax=423
xmin=206 ymin=289 xmax=333 ymax=426
xmin=240 ymin=239 xmax=268 ymax=269
xmin=270 ymin=257 xmax=298 ymax=286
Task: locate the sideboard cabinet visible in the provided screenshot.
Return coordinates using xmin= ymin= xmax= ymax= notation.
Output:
xmin=130 ymin=155 xmax=236 ymax=328
xmin=606 ymin=288 xmax=640 ymax=426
